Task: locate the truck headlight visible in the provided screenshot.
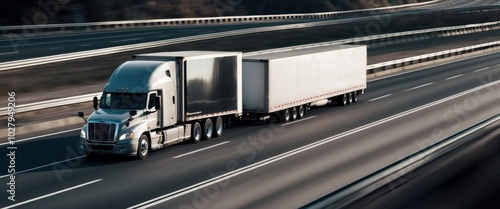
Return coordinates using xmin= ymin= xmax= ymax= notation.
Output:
xmin=119 ymin=132 xmax=134 ymax=140
xmin=80 ymin=129 xmax=87 ymax=139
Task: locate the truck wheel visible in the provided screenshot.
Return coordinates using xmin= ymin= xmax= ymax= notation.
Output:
xmin=347 ymin=93 xmax=353 ymax=104
xmin=136 ymin=134 xmax=149 ymax=159
xmin=352 ymin=92 xmax=358 ymax=103
xmin=340 ymin=94 xmax=348 ymax=106
xmin=191 ymin=122 xmax=202 ymax=143
xmin=291 ymin=107 xmax=298 ymax=121
xmin=213 ymin=117 xmax=223 ymax=137
xmin=298 ymin=105 xmax=305 ymax=119
xmin=202 ymin=119 xmax=213 ymax=140
xmin=282 ymin=109 xmax=291 ymax=123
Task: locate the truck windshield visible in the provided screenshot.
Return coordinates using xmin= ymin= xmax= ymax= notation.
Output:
xmin=100 ymin=92 xmax=147 ymax=109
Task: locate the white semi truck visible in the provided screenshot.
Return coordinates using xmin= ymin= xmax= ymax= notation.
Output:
xmin=242 ymin=45 xmax=366 ymax=122
xmin=78 ymin=51 xmax=242 ymax=159
xmin=78 ymin=45 xmax=366 ymax=159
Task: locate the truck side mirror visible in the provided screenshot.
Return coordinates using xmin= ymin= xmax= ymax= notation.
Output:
xmin=77 ymin=112 xmax=87 ymax=123
xmin=155 ymin=96 xmax=161 ymax=110
xmin=93 ymin=96 xmax=98 ymax=110
xmin=126 ymin=110 xmax=137 ymax=127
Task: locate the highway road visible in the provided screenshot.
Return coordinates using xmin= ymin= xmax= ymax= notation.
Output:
xmin=1 ymin=51 xmax=498 ymax=208
xmin=0 ymin=0 xmax=496 ymax=62
xmin=348 ymin=126 xmax=500 ymax=209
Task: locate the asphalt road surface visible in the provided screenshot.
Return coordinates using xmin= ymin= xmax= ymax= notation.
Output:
xmin=0 ymin=51 xmax=498 ymax=209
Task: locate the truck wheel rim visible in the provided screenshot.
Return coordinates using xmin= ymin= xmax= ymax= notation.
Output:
xmin=194 ymin=126 xmax=201 ymax=140
xmin=206 ymin=122 xmax=213 ymax=137
xmin=140 ymin=139 xmax=148 ymax=156
xmin=216 ymin=119 xmax=223 ymax=135
xmin=284 ymin=109 xmax=290 ymax=121
xmin=299 ymin=106 xmax=304 ymax=118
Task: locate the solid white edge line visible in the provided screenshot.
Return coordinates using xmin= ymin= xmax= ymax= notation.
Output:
xmin=3 ymin=179 xmax=102 ymax=209
xmin=445 ymin=74 xmax=464 ymax=80
xmin=173 ymin=141 xmax=230 ymax=159
xmin=404 ymin=82 xmax=434 ymax=92
xmin=368 ymin=94 xmax=392 ymax=102
xmin=474 ymin=67 xmax=490 ymax=72
xmin=128 ymin=80 xmax=500 ymax=209
xmin=0 ymin=156 xmax=86 ymax=179
xmin=0 ymin=128 xmax=81 ymax=146
xmin=281 ymin=116 xmax=317 ymax=126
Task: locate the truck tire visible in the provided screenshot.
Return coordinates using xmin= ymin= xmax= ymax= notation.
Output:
xmin=282 ymin=109 xmax=291 ymax=123
xmin=298 ymin=105 xmax=305 ymax=119
xmin=191 ymin=122 xmax=202 ymax=143
xmin=213 ymin=117 xmax=224 ymax=137
xmin=352 ymin=92 xmax=358 ymax=103
xmin=340 ymin=94 xmax=348 ymax=106
xmin=347 ymin=93 xmax=353 ymax=104
xmin=136 ymin=134 xmax=149 ymax=159
xmin=291 ymin=107 xmax=298 ymax=121
xmin=202 ymin=119 xmax=213 ymax=140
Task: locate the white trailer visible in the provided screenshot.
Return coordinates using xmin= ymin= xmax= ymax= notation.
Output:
xmin=242 ymin=45 xmax=366 ymax=122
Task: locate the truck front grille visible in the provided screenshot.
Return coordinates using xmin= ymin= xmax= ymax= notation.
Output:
xmin=88 ymin=123 xmax=117 ymax=142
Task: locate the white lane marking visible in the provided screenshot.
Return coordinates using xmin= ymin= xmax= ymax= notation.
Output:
xmin=281 ymin=116 xmax=317 ymax=126
xmin=128 ymin=80 xmax=500 ymax=209
xmin=0 ymin=128 xmax=81 ymax=146
xmin=80 ymin=44 xmax=94 ymax=47
xmin=173 ymin=141 xmax=230 ymax=159
xmin=445 ymin=74 xmax=464 ymax=80
xmin=404 ymin=82 xmax=434 ymax=92
xmin=0 ymin=31 xmax=161 ymax=48
xmin=368 ymin=94 xmax=392 ymax=102
xmin=0 ymin=156 xmax=86 ymax=179
xmin=475 ymin=67 xmax=489 ymax=72
xmin=496 ymin=64 xmax=500 ymax=67
xmin=0 ymin=51 xmax=18 ymax=56
xmin=111 ymin=38 xmax=142 ymax=43
xmin=3 ymin=179 xmax=102 ymax=209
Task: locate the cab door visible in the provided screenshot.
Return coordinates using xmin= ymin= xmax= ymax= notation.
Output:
xmin=146 ymin=91 xmax=160 ymax=130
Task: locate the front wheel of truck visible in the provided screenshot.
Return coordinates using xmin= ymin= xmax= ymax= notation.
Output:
xmin=136 ymin=134 xmax=149 ymax=159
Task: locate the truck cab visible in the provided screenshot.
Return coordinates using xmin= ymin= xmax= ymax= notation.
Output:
xmin=79 ymin=60 xmax=189 ymax=159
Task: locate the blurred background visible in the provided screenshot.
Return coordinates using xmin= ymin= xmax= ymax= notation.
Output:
xmin=0 ymin=0 xmax=428 ymax=25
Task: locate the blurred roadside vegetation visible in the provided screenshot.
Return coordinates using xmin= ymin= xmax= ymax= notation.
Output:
xmin=0 ymin=0 xmax=428 ymax=25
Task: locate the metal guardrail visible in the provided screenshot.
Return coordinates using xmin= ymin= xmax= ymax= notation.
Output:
xmin=245 ymin=21 xmax=500 ymax=56
xmin=1 ymin=39 xmax=499 ymax=117
xmin=0 ymin=0 xmax=440 ymax=34
xmin=0 ymin=93 xmax=102 ymax=116
xmin=366 ymin=40 xmax=500 ymax=73
xmin=302 ymin=113 xmax=500 ymax=209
